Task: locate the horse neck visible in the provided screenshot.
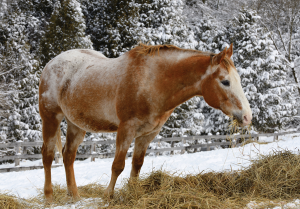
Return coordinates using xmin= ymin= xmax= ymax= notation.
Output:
xmin=156 ymin=52 xmax=211 ymax=111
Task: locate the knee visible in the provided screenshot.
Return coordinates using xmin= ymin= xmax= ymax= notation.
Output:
xmin=62 ymin=148 xmax=76 ymax=165
xmin=112 ymin=162 xmax=125 ymax=175
xmin=42 ymin=146 xmax=55 ymax=165
xmin=42 ymin=144 xmax=52 ymax=156
xmin=133 ymin=163 xmax=143 ymax=171
xmin=112 ymin=167 xmax=124 ymax=176
xmin=133 ymin=156 xmax=144 ymax=168
xmin=43 ymin=157 xmax=53 ymax=166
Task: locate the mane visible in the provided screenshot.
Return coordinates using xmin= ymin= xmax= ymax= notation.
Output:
xmin=131 ymin=43 xmax=235 ymax=71
xmin=132 ymin=43 xmax=213 ymax=57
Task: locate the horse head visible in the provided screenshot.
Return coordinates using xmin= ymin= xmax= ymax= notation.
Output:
xmin=200 ymin=44 xmax=252 ymax=126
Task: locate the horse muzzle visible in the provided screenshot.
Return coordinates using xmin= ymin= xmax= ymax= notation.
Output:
xmin=233 ymin=112 xmax=252 ymax=127
xmin=242 ymin=112 xmax=252 ymax=126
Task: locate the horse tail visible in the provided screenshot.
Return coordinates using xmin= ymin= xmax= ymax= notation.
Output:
xmin=56 ymin=128 xmax=63 ymax=157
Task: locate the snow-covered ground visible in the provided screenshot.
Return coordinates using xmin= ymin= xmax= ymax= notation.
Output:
xmin=1 ymin=133 xmax=300 ymax=208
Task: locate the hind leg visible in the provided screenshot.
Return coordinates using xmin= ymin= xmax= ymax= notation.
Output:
xmin=63 ymin=119 xmax=86 ymax=199
xmin=41 ymin=113 xmax=64 ymax=202
xmin=130 ymin=131 xmax=160 ymax=178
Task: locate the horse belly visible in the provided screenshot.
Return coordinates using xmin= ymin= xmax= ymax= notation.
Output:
xmin=67 ymin=101 xmax=120 ymax=133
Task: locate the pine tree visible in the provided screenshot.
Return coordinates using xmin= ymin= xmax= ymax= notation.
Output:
xmin=83 ymin=0 xmax=197 ymax=58
xmin=18 ymin=0 xmax=56 ymax=54
xmin=0 ymin=0 xmax=7 ymax=17
xmin=81 ymin=0 xmax=106 ymax=51
xmin=137 ymin=0 xmax=197 ymax=48
xmin=229 ymin=9 xmax=298 ymax=132
xmin=0 ymin=2 xmax=40 ymax=147
xmin=82 ymin=0 xmax=139 ymax=57
xmin=39 ymin=0 xmax=92 ymax=67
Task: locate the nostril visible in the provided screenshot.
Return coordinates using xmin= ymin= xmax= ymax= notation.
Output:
xmin=244 ymin=115 xmax=248 ymax=122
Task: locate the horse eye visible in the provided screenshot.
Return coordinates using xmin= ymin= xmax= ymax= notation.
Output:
xmin=221 ymin=80 xmax=230 ymax=86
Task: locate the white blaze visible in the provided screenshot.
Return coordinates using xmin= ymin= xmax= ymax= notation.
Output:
xmin=229 ymin=68 xmax=252 ymax=124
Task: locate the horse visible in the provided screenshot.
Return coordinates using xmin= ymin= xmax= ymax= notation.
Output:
xmin=39 ymin=43 xmax=252 ymax=202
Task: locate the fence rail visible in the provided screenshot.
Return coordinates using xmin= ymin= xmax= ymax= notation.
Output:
xmin=0 ymin=130 xmax=299 ymax=173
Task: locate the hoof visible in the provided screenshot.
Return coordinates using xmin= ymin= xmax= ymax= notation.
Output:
xmin=104 ymin=188 xmax=114 ymax=199
xmin=44 ymin=186 xmax=53 ymax=204
xmin=44 ymin=195 xmax=53 ymax=205
xmin=61 ymin=194 xmax=81 ymax=203
xmin=67 ymin=191 xmax=81 ymax=202
xmin=72 ymin=194 xmax=81 ymax=202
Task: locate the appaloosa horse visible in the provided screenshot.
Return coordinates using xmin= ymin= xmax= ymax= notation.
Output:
xmin=39 ymin=43 xmax=252 ymax=201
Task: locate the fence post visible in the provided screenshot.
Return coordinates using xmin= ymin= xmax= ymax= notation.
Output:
xmin=193 ymin=137 xmax=198 ymax=153
xmin=181 ymin=138 xmax=186 ymax=154
xmin=211 ymin=138 xmax=215 ymax=151
xmin=15 ymin=141 xmax=21 ymax=166
xmin=170 ymin=141 xmax=175 ymax=155
xmin=273 ymin=135 xmax=278 ymax=142
xmin=157 ymin=140 xmax=162 ymax=156
xmin=91 ymin=143 xmax=96 ymax=162
xmin=206 ymin=138 xmax=211 ymax=151
xmin=23 ymin=138 xmax=28 ymax=155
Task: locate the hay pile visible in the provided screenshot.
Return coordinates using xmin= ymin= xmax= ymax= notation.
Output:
xmin=108 ymin=150 xmax=300 ymax=208
xmin=22 ymin=184 xmax=105 ymax=208
xmin=0 ymin=193 xmax=29 ymax=209
xmin=2 ymin=150 xmax=300 ymax=208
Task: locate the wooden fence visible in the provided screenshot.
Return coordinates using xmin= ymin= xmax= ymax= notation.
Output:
xmin=0 ymin=130 xmax=299 ymax=173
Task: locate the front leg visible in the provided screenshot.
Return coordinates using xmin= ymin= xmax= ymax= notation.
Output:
xmin=130 ymin=130 xmax=160 ymax=178
xmin=104 ymin=122 xmax=135 ymax=197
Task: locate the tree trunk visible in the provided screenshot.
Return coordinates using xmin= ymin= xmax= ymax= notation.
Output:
xmin=291 ymin=67 xmax=300 ymax=95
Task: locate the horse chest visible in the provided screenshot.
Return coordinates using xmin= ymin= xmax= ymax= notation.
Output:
xmin=135 ymin=110 xmax=173 ymax=137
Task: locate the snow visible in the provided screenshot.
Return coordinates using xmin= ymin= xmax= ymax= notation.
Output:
xmin=1 ymin=2 xmax=300 ymax=208
xmin=247 ymin=199 xmax=300 ymax=209
xmin=1 ymin=133 xmax=300 ymax=205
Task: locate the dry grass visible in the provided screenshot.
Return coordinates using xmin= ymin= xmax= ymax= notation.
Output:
xmin=105 ymin=150 xmax=300 ymax=208
xmin=0 ymin=193 xmax=29 ymax=209
xmin=0 ymin=184 xmax=106 ymax=208
xmin=2 ymin=150 xmax=300 ymax=208
xmin=227 ymin=117 xmax=252 ymax=146
xmin=23 ymin=184 xmax=105 ymax=208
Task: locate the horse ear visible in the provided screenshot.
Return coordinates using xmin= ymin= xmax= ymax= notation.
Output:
xmin=226 ymin=43 xmax=233 ymax=58
xmin=212 ymin=47 xmax=227 ymax=65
